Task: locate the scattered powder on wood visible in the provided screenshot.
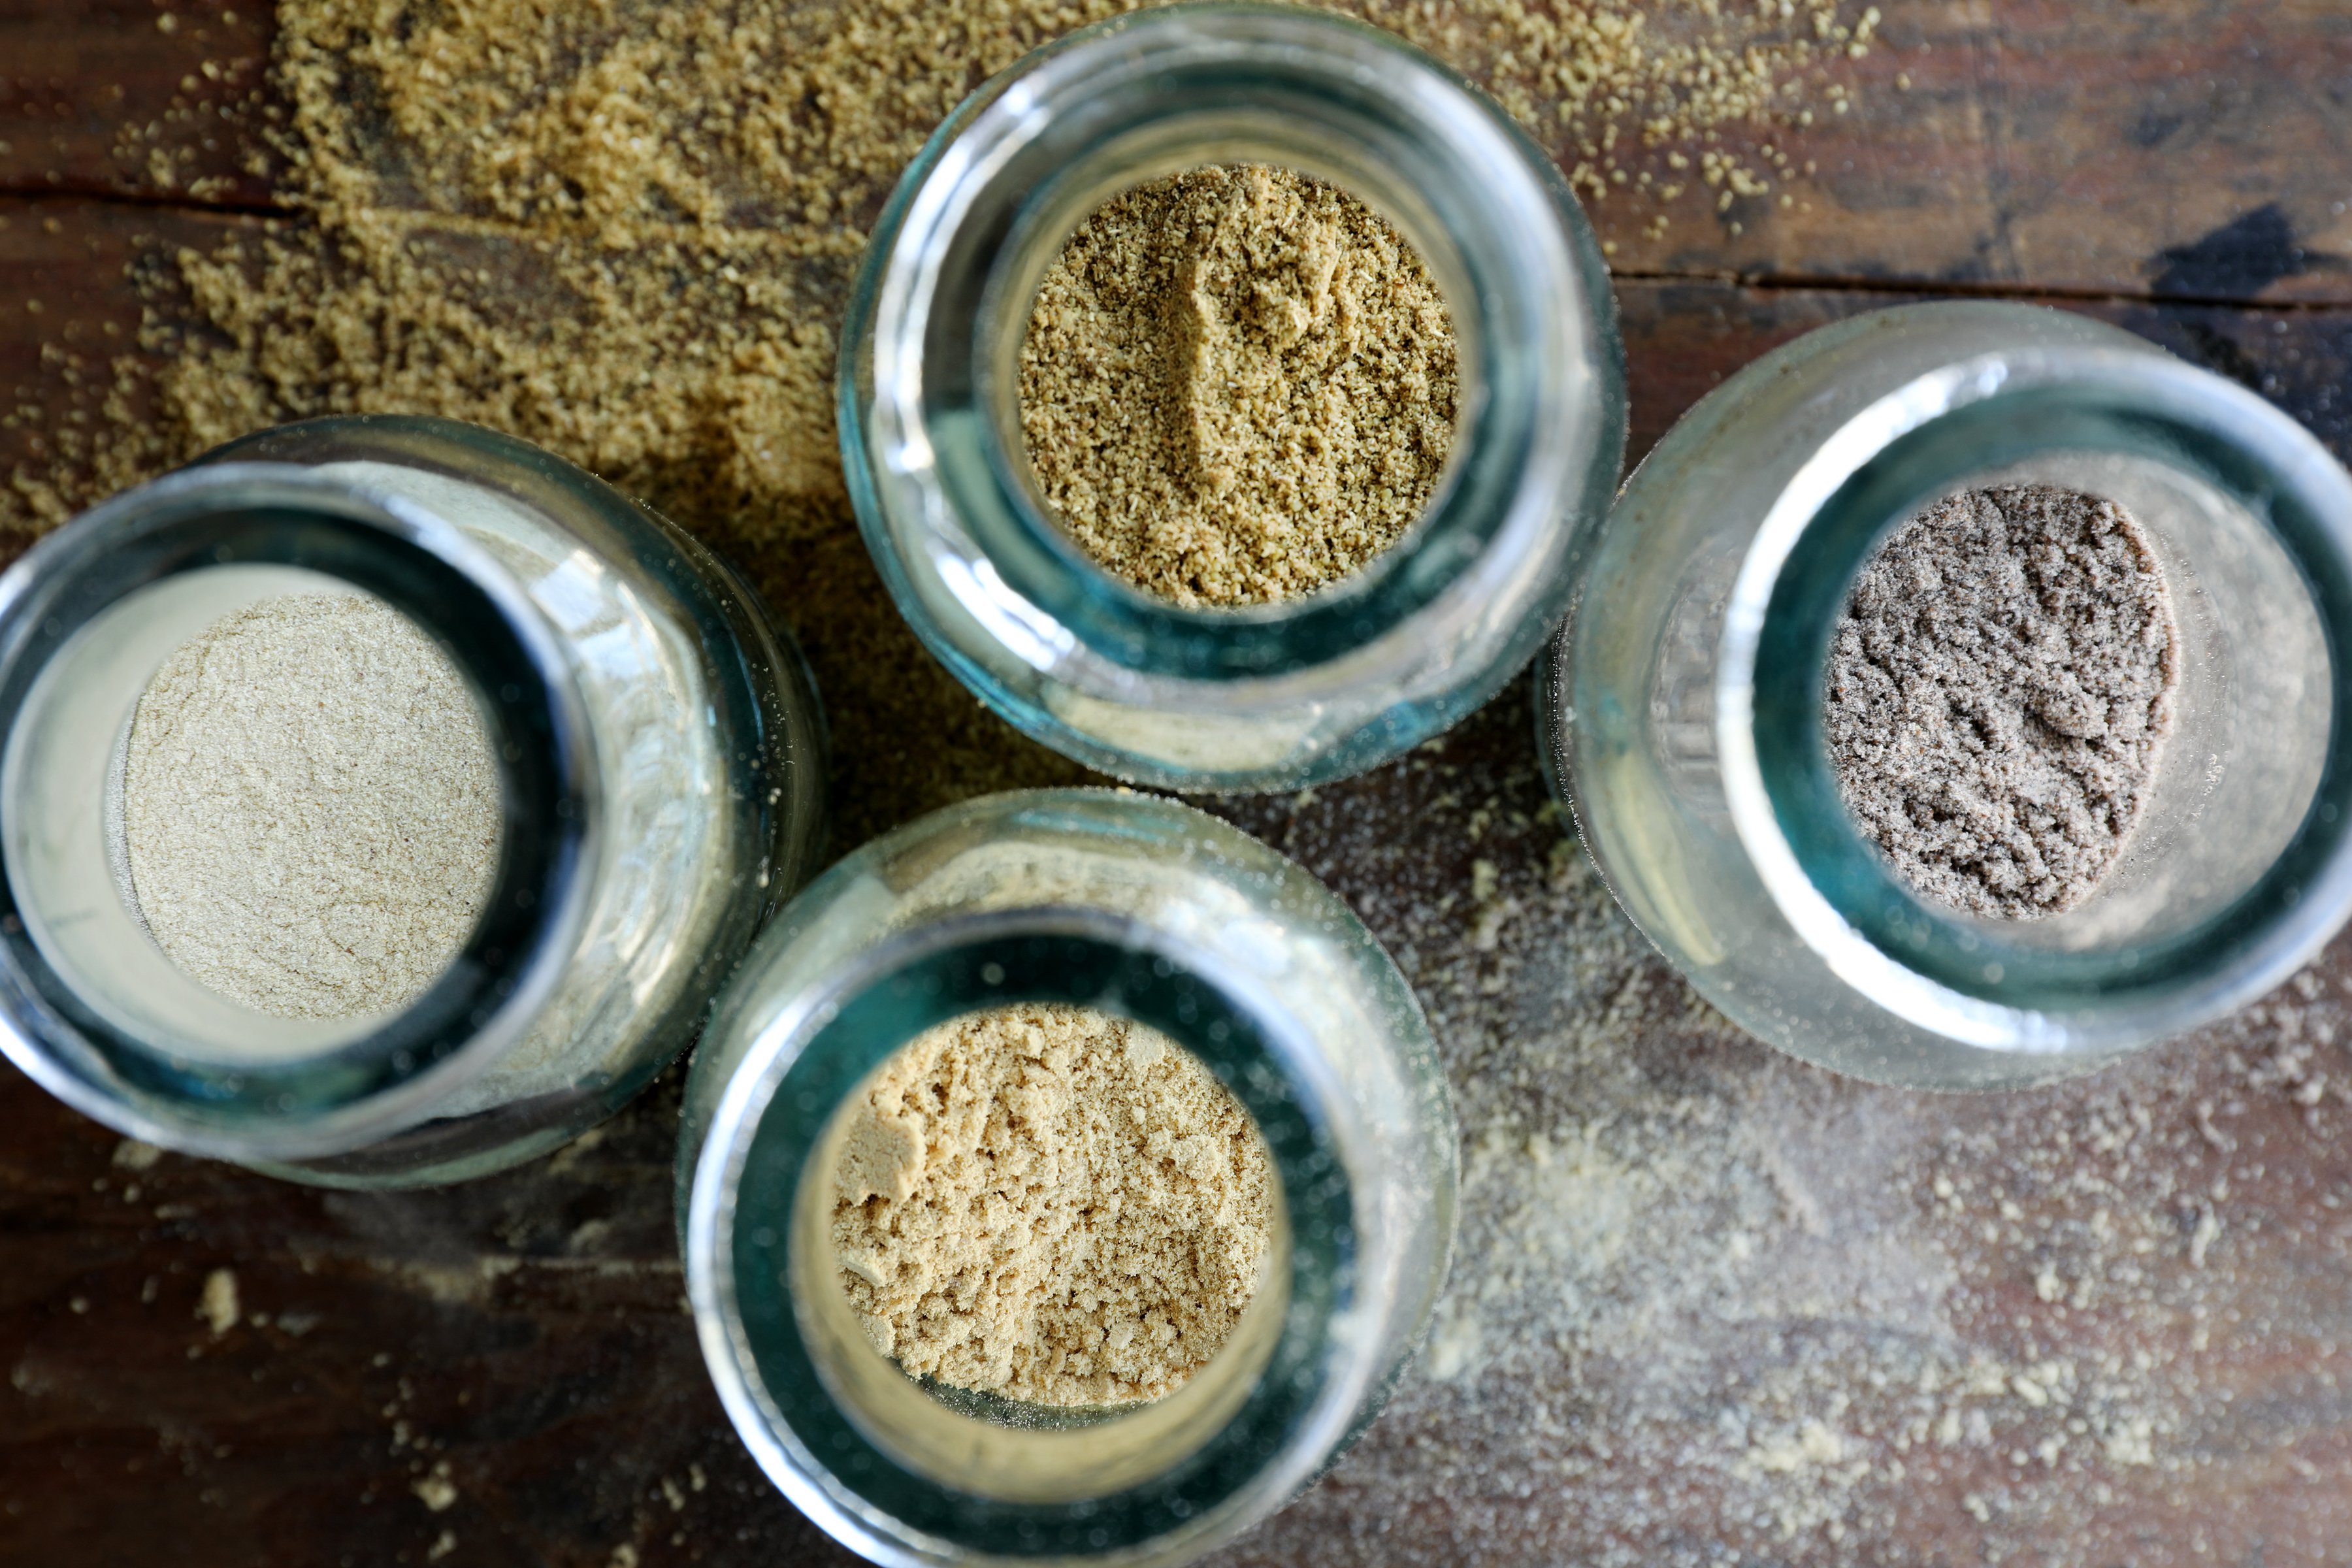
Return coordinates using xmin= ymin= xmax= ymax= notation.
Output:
xmin=1823 ymin=485 xmax=2179 ymax=919
xmin=1019 ymin=165 xmax=1458 ymax=607
xmin=123 ymin=593 xmax=500 ymax=1019
xmin=1199 ymin=698 xmax=2332 ymax=1565
xmin=0 ymin=0 xmax=1871 ymax=840
xmin=830 ymin=1002 xmax=1273 ymax=1407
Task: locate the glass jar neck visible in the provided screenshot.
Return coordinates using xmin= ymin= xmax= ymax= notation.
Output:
xmin=847 ymin=1 xmax=1618 ymax=687
xmin=687 ymin=911 xmax=1368 ymax=1563
xmin=0 ymin=463 xmax=597 ymax=1160
xmin=1722 ymin=345 xmax=2352 ymax=1050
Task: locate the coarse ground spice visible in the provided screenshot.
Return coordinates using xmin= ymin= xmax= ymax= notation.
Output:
xmin=1 ymin=0 xmax=1873 ymax=843
xmin=831 ymin=1002 xmax=1273 ymax=1407
xmin=1019 ymin=164 xmax=1457 ymax=607
xmin=1824 ymin=484 xmax=2178 ymax=919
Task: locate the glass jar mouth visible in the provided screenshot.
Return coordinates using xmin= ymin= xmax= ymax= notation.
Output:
xmin=0 ymin=463 xmax=598 ymax=1158
xmin=1720 ymin=346 xmax=2352 ymax=1053
xmin=685 ymin=907 xmax=1366 ymax=1562
xmin=843 ymin=1 xmax=1617 ymax=688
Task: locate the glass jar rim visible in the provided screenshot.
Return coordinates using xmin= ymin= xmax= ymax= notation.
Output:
xmin=0 ymin=461 xmax=598 ymax=1158
xmin=841 ymin=2 xmax=1621 ymax=690
xmin=1718 ymin=338 xmax=2352 ymax=1052
xmin=685 ymin=901 xmax=1373 ymax=1561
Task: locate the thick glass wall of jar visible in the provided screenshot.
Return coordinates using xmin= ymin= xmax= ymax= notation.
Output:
xmin=679 ymin=789 xmax=1456 ymax=1566
xmin=1543 ymin=301 xmax=2352 ymax=1090
xmin=0 ymin=414 xmax=825 ymax=1185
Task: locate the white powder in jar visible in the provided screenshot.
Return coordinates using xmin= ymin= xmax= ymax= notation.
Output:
xmin=308 ymin=458 xmax=727 ymax=1121
xmin=120 ymin=591 xmax=501 ymax=1021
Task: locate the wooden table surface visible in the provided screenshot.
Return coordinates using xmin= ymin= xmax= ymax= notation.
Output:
xmin=2 ymin=3 xmax=2350 ymax=1565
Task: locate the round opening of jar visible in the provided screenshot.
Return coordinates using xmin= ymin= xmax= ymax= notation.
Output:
xmin=1735 ymin=360 xmax=2352 ymax=1035
xmin=1810 ymin=453 xmax=2324 ymax=960
xmin=1009 ymin=161 xmax=1465 ymax=615
xmin=0 ymin=467 xmax=590 ymax=1155
xmin=973 ymin=123 xmax=1490 ymax=651
xmin=711 ymin=919 xmax=1357 ymax=1549
xmin=113 ymin=580 xmax=506 ymax=1028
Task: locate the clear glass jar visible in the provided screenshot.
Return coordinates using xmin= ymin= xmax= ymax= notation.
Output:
xmin=1542 ymin=301 xmax=2352 ymax=1088
xmin=840 ymin=3 xmax=1624 ymax=792
xmin=678 ymin=788 xmax=1455 ymax=1565
xmin=0 ymin=414 xmax=825 ymax=1184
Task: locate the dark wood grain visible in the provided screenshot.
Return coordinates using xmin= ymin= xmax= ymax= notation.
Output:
xmin=0 ymin=2 xmax=2349 ymax=1565
xmin=1597 ymin=0 xmax=2352 ymax=304
xmin=0 ymin=0 xmax=278 ymax=209
xmin=2 ymin=2 xmax=2345 ymax=304
xmin=0 ymin=198 xmax=255 ymax=529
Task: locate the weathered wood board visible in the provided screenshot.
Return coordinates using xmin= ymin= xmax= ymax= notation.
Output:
xmin=1 ymin=3 xmax=2350 ymax=1565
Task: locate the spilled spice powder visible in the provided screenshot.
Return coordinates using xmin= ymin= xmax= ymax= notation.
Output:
xmin=1198 ymin=694 xmax=2306 ymax=1565
xmin=1019 ymin=165 xmax=1458 ymax=607
xmin=0 ymin=0 xmax=1871 ymax=840
xmin=1824 ymin=485 xmax=2179 ymax=919
xmin=831 ymin=1002 xmax=1274 ymax=1407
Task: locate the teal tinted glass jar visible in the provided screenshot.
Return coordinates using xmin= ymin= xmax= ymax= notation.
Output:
xmin=678 ymin=789 xmax=1456 ymax=1565
xmin=0 ymin=415 xmax=825 ymax=1184
xmin=841 ymin=3 xmax=1624 ymax=791
xmin=1544 ymin=302 xmax=2352 ymax=1088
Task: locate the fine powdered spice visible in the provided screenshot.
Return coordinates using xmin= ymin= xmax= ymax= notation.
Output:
xmin=123 ymin=592 xmax=501 ymax=1019
xmin=1019 ymin=165 xmax=1458 ymax=606
xmin=1823 ymin=485 xmax=2179 ymax=919
xmin=831 ymin=1002 xmax=1274 ymax=1407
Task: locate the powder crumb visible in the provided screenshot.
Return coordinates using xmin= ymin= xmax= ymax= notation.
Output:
xmin=1825 ymin=485 xmax=2178 ymax=919
xmin=412 ymin=1463 xmax=457 ymax=1513
xmin=197 ymin=1267 xmax=238 ymax=1335
xmin=123 ymin=593 xmax=502 ymax=1019
xmin=112 ymin=1138 xmax=164 ymax=1171
xmin=1020 ymin=164 xmax=1458 ymax=607
xmin=831 ymin=1002 xmax=1273 ymax=1407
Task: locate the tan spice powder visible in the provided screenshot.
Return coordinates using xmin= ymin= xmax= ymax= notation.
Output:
xmin=1019 ymin=165 xmax=1458 ymax=607
xmin=831 ymin=1002 xmax=1274 ymax=1407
